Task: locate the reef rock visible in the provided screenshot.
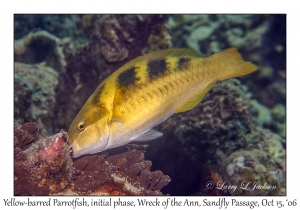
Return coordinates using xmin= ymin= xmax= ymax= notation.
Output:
xmin=55 ymin=149 xmax=170 ymax=196
xmin=14 ymin=123 xmax=170 ymax=196
xmin=14 ymin=123 xmax=72 ymax=195
xmin=14 ymin=62 xmax=58 ymax=135
xmin=221 ymin=126 xmax=285 ymax=196
xmin=14 ymin=30 xmax=69 ymax=72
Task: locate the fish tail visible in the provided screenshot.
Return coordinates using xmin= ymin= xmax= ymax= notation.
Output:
xmin=210 ymin=48 xmax=258 ymax=80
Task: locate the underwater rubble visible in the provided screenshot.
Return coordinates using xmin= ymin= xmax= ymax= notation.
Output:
xmin=14 ymin=14 xmax=286 ymax=196
xmin=14 ymin=123 xmax=170 ymax=196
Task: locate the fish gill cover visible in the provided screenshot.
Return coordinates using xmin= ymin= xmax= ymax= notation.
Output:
xmin=14 ymin=14 xmax=286 ymax=196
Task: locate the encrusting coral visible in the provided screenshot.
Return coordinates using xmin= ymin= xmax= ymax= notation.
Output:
xmin=14 ymin=123 xmax=170 ymax=196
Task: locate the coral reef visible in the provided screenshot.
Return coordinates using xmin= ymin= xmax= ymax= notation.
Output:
xmin=14 ymin=30 xmax=68 ymax=72
xmin=169 ymin=15 xmax=267 ymax=54
xmin=14 ymin=14 xmax=86 ymax=42
xmin=14 ymin=123 xmax=170 ymax=196
xmin=14 ymin=62 xmax=58 ymax=135
xmin=221 ymin=127 xmax=285 ymax=196
xmin=251 ymin=100 xmax=286 ymax=138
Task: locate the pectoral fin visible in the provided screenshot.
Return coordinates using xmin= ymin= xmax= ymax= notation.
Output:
xmin=110 ymin=117 xmax=123 ymax=127
xmin=175 ymin=81 xmax=216 ymax=113
xmin=132 ymin=129 xmax=163 ymax=142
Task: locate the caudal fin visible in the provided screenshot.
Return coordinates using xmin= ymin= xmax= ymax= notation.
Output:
xmin=212 ymin=48 xmax=258 ymax=80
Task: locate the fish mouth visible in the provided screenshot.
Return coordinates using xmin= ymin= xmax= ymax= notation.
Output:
xmin=69 ymin=143 xmax=82 ymax=159
xmin=69 ymin=144 xmax=76 ymax=158
xmin=69 ymin=141 xmax=107 ymax=159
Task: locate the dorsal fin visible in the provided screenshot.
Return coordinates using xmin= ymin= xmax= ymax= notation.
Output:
xmin=139 ymin=48 xmax=203 ymax=60
xmin=175 ymin=81 xmax=216 ymax=113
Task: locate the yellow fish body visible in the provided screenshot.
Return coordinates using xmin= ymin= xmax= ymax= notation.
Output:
xmin=68 ymin=48 xmax=257 ymax=158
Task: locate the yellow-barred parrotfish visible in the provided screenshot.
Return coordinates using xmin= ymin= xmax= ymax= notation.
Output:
xmin=68 ymin=48 xmax=257 ymax=158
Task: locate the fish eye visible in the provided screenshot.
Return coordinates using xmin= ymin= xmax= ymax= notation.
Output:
xmin=76 ymin=121 xmax=85 ymax=132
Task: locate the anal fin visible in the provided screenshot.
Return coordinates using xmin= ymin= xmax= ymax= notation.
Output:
xmin=132 ymin=129 xmax=163 ymax=142
xmin=175 ymin=81 xmax=216 ymax=113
